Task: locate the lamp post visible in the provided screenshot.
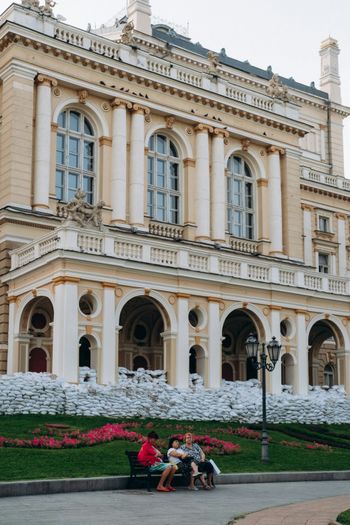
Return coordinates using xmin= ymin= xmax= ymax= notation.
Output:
xmin=245 ymin=334 xmax=281 ymax=462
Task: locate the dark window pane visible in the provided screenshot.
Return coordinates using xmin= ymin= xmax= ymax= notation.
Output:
xmin=148 ymin=135 xmax=155 ymax=151
xmin=56 ymin=134 xmax=65 ymax=165
xmin=244 ymin=163 xmax=252 ymax=177
xmin=157 ymin=159 xmax=165 ymax=187
xmin=233 ymin=156 xmax=241 ymax=174
xmin=84 ymin=117 xmax=94 ymax=136
xmin=58 ymin=111 xmax=66 ymax=129
xmin=69 ymin=137 xmax=79 ymax=168
xmin=83 ymin=141 xmax=94 ymax=171
xmin=147 ymin=157 xmax=154 ymax=185
xmin=68 ymin=172 xmax=79 ymax=200
xmin=169 ymin=141 xmax=178 ymax=157
xmin=147 ymin=190 xmax=153 ymax=216
xmin=55 ymin=170 xmax=64 ymax=200
xmin=69 ymin=111 xmax=80 ymax=132
xmin=157 ymin=134 xmax=166 ymax=155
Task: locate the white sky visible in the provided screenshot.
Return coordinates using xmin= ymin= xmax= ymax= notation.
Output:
xmin=2 ymin=0 xmax=350 ymax=175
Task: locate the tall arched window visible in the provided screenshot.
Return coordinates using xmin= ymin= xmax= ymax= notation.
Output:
xmin=227 ymin=155 xmax=255 ymax=239
xmin=56 ymin=110 xmax=96 ymax=204
xmin=324 ymin=363 xmax=334 ymax=387
xmin=147 ymin=133 xmax=180 ymax=224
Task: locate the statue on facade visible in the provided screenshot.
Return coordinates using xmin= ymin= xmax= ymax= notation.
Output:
xmin=21 ymin=0 xmax=40 ymax=10
xmin=120 ymin=21 xmax=135 ymax=45
xmin=40 ymin=0 xmax=56 ymax=15
xmin=266 ymin=73 xmax=290 ymax=102
xmin=207 ymin=51 xmax=220 ymax=74
xmin=21 ymin=0 xmax=56 ymax=15
xmin=57 ymin=189 xmax=105 ymax=231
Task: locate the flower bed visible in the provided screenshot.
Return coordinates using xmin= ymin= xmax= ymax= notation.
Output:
xmin=280 ymin=440 xmax=332 ymax=451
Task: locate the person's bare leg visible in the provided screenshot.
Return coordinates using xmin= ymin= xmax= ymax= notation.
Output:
xmin=165 ymin=466 xmax=176 ymax=487
xmin=191 ymin=461 xmax=199 ymax=475
xmin=157 ymin=466 xmax=172 ymax=490
xmin=207 ymin=472 xmax=214 ymax=487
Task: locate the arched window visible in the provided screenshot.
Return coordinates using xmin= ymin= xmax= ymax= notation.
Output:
xmin=56 ymin=110 xmax=96 ymax=204
xmin=324 ymin=363 xmax=334 ymax=387
xmin=227 ymin=155 xmax=255 ymax=239
xmin=147 ymin=133 xmax=180 ymax=224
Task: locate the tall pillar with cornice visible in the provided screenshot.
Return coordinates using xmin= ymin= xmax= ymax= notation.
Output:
xmin=129 ymin=104 xmax=149 ymax=227
xmin=211 ymin=129 xmax=228 ymax=243
xmin=52 ymin=278 xmax=79 ymax=382
xmin=257 ymin=178 xmax=269 ymax=255
xmin=111 ymin=99 xmax=131 ymax=223
xmin=302 ymin=204 xmax=314 ymax=266
xmin=33 ymin=75 xmax=57 ymax=211
xmin=336 ymin=213 xmax=347 ymax=276
xmin=269 ymin=306 xmax=282 ymax=395
xmin=176 ymin=294 xmax=190 ymax=388
xmin=267 ymin=146 xmax=284 ymax=255
xmin=101 ymin=283 xmax=117 ymax=384
xmin=207 ymin=297 xmax=221 ymax=388
xmin=195 ymin=125 xmax=212 ymax=240
xmin=6 ymin=297 xmax=18 ymax=374
xmin=0 ymin=64 xmax=36 ymax=209
xmin=295 ymin=310 xmax=309 ymax=396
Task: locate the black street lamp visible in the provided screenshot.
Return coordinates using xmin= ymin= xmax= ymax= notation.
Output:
xmin=244 ymin=334 xmax=282 ymax=462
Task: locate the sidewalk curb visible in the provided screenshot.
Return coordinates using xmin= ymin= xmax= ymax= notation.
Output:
xmin=1 ymin=470 xmax=350 ymax=498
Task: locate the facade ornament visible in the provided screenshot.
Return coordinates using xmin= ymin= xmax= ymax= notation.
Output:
xmin=78 ymin=90 xmax=89 ymax=104
xmin=266 ymin=74 xmax=290 ymax=102
xmin=57 ymin=189 xmax=105 ymax=231
xmin=120 ymin=21 xmax=135 ymax=45
xmin=165 ymin=116 xmax=175 ymax=129
xmin=207 ymin=51 xmax=220 ymax=74
xmin=241 ymin=139 xmax=250 ymax=151
xmin=21 ymin=0 xmax=56 ymax=16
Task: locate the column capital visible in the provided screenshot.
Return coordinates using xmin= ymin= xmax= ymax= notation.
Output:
xmin=36 ymin=74 xmax=58 ymax=87
xmin=213 ymin=128 xmax=229 ymax=138
xmin=301 ymin=203 xmax=314 ymax=212
xmin=335 ymin=212 xmax=347 ymax=220
xmin=99 ymin=136 xmax=112 ymax=147
xmin=132 ymin=103 xmax=151 ymax=115
xmin=111 ymin=98 xmax=133 ymax=109
xmin=294 ymin=308 xmax=308 ymax=316
xmin=52 ymin=276 xmax=80 ymax=287
xmin=7 ymin=295 xmax=18 ymax=304
xmin=266 ymin=145 xmax=285 ymax=156
xmin=102 ymin=282 xmax=116 ymax=289
xmin=183 ymin=158 xmax=196 ymax=168
xmin=269 ymin=305 xmax=282 ymax=311
xmin=257 ymin=178 xmax=268 ymax=187
xmin=207 ymin=296 xmax=221 ymax=303
xmin=176 ymin=293 xmax=191 ymax=299
xmin=194 ymin=123 xmax=213 ymax=134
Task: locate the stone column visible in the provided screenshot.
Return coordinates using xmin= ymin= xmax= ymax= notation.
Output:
xmin=302 ymin=204 xmax=314 ymax=266
xmin=129 ymin=104 xmax=150 ymax=227
xmin=101 ymin=283 xmax=117 ymax=384
xmin=269 ymin=306 xmax=282 ymax=395
xmin=267 ymin=146 xmax=284 ymax=255
xmin=211 ymin=129 xmax=228 ymax=243
xmin=111 ymin=99 xmax=131 ymax=223
xmin=337 ymin=350 xmax=350 ymax=394
xmin=257 ymin=178 xmax=269 ymax=254
xmin=207 ymin=297 xmax=221 ymax=388
xmin=336 ymin=213 xmax=347 ymax=277
xmin=195 ymin=124 xmax=212 ymax=240
xmin=6 ymin=296 xmax=18 ymax=374
xmin=52 ymin=277 xmax=79 ymax=382
xmin=176 ymin=294 xmax=190 ymax=388
xmin=295 ymin=309 xmax=309 ymax=396
xmin=33 ymin=75 xmax=57 ymax=211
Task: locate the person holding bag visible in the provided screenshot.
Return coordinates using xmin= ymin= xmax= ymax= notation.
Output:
xmin=181 ymin=432 xmax=215 ymax=490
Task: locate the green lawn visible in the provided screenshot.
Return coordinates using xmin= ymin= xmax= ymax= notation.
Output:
xmin=0 ymin=415 xmax=350 ymax=482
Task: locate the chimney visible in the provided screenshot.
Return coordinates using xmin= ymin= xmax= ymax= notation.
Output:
xmin=319 ymin=37 xmax=341 ymax=103
xmin=127 ymin=0 xmax=152 ymax=36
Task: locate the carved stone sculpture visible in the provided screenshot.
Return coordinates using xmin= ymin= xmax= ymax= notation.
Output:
xmin=41 ymin=0 xmax=56 ymax=15
xmin=21 ymin=0 xmax=40 ymax=9
xmin=207 ymin=51 xmax=220 ymax=73
xmin=266 ymin=73 xmax=290 ymax=102
xmin=120 ymin=21 xmax=135 ymax=45
xmin=57 ymin=189 xmax=105 ymax=231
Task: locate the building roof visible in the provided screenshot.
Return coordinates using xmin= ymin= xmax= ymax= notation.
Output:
xmin=152 ymin=25 xmax=329 ymax=100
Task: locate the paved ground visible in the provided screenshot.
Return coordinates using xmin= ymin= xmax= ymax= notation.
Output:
xmin=1 ymin=481 xmax=350 ymax=525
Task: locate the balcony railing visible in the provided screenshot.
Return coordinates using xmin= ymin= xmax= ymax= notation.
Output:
xmin=301 ymin=167 xmax=350 ymax=192
xmin=9 ymin=225 xmax=350 ymax=296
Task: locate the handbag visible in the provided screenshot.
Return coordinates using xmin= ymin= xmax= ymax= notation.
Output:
xmin=209 ymin=458 xmax=221 ymax=475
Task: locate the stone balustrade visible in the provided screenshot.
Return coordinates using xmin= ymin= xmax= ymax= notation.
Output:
xmin=301 ymin=167 xmax=350 ymax=192
xmin=9 ymin=225 xmax=350 ymax=296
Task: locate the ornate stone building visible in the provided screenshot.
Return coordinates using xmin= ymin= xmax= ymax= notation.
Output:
xmin=0 ymin=0 xmax=350 ymax=395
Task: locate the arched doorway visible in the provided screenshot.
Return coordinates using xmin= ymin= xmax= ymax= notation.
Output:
xmin=221 ymin=308 xmax=262 ymax=381
xmin=189 ymin=346 xmax=206 ymax=379
xmin=308 ymin=320 xmax=342 ymax=387
xmin=222 ymin=362 xmax=234 ymax=381
xmin=79 ymin=336 xmax=91 ymax=367
xmin=133 ymin=355 xmax=148 ymax=370
xmin=281 ymin=353 xmax=294 ymax=385
xmin=119 ymin=297 xmax=166 ymax=371
xmin=18 ymin=296 xmax=54 ymax=373
xmin=29 ymin=348 xmax=47 ymax=372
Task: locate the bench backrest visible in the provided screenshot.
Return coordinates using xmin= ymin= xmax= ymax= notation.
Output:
xmin=125 ymin=450 xmax=149 ymax=472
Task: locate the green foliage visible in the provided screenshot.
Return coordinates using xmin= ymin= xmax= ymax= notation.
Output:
xmin=337 ymin=509 xmax=350 ymax=525
xmin=1 ymin=416 xmax=350 ymax=481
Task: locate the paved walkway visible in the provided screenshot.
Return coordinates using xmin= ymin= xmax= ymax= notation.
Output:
xmin=0 ymin=481 xmax=350 ymax=525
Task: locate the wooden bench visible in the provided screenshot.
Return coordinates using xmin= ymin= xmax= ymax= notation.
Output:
xmin=125 ymin=451 xmax=188 ymax=492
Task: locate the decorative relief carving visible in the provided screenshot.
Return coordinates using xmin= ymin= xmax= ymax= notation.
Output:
xmin=266 ymin=145 xmax=285 ymax=156
xmin=120 ymin=21 xmax=135 ymax=45
xmin=21 ymin=0 xmax=56 ymax=16
xmin=194 ymin=123 xmax=213 ymax=134
xmin=57 ymin=189 xmax=105 ymax=231
xmin=185 ymin=127 xmax=193 ymax=135
xmin=101 ymin=102 xmax=111 ymax=112
xmin=53 ymin=87 xmax=61 ymax=97
xmin=111 ymin=98 xmax=132 ymax=110
xmin=241 ymin=139 xmax=250 ymax=151
xmin=266 ymin=74 xmax=290 ymax=102
xmin=165 ymin=116 xmax=175 ymax=129
xmin=213 ymin=128 xmax=229 ymax=138
xmin=132 ymin=104 xmax=151 ymax=115
xmin=207 ymin=51 xmax=220 ymax=73
xmin=78 ymin=90 xmax=89 ymax=104
xmin=36 ymin=74 xmax=58 ymax=87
